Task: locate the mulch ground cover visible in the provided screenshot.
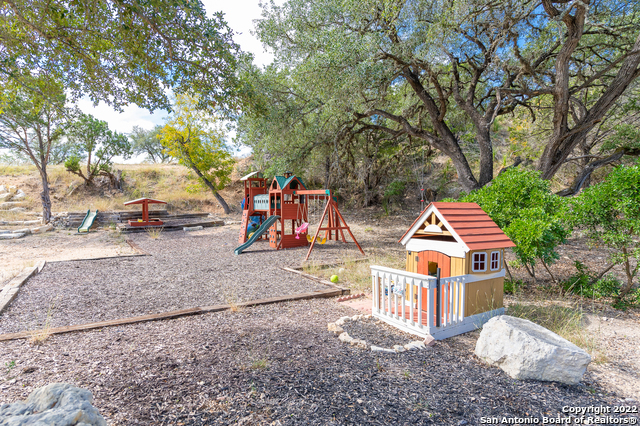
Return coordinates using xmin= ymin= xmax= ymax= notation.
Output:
xmin=0 ymin=225 xmax=638 ymax=425
xmin=0 ymin=227 xmax=353 ymax=334
xmin=0 ymin=299 xmax=635 ymax=425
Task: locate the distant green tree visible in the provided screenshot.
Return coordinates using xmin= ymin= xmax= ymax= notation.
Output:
xmin=571 ymin=165 xmax=640 ymax=303
xmin=64 ymin=114 xmax=132 ymax=187
xmin=130 ymin=125 xmax=171 ymax=163
xmin=0 ymin=82 xmax=73 ymax=222
xmin=159 ymin=94 xmax=234 ymax=214
xmin=462 ymin=169 xmax=570 ymax=282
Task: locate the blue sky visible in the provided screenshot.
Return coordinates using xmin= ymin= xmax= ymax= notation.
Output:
xmin=77 ymin=0 xmax=276 ymax=158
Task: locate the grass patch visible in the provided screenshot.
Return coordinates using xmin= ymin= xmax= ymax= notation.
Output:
xmin=251 ymin=358 xmax=269 ymax=370
xmin=223 ymin=290 xmax=243 ymax=312
xmin=507 ymin=303 xmax=606 ymax=363
xmin=146 ymin=226 xmax=164 ymax=240
xmin=28 ymin=296 xmax=59 ymax=346
xmin=303 ymin=253 xmax=404 ymax=293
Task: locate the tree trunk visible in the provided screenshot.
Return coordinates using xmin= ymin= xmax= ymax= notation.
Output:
xmin=616 ymin=247 xmax=637 ymax=303
xmin=539 ymin=32 xmax=640 ymax=180
xmin=39 ymin=169 xmax=52 ymax=224
xmin=189 ymin=165 xmax=231 ymax=214
xmin=213 ymin=191 xmax=231 ymax=214
xmin=476 ymin=124 xmax=494 ymax=187
xmin=556 ymin=148 xmax=640 ymax=196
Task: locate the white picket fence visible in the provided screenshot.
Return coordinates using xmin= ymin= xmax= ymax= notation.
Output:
xmin=370 ymin=265 xmax=505 ymax=340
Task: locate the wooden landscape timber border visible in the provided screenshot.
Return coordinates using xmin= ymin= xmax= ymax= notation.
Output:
xmin=0 ymin=288 xmax=343 ymax=342
xmin=125 ymin=238 xmax=148 ymax=255
xmin=116 ymin=219 xmax=224 ymax=233
xmin=0 ymin=261 xmax=46 ymax=316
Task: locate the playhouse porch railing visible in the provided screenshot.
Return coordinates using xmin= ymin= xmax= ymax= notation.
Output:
xmin=370 ymin=265 xmax=505 ymax=340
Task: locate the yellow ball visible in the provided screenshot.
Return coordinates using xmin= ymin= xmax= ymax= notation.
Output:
xmin=330 ymin=275 xmax=339 ymax=283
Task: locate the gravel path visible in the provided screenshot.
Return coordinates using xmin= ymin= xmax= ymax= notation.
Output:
xmin=0 ymin=298 xmax=635 ymax=426
xmin=0 ymin=227 xmax=345 ymax=333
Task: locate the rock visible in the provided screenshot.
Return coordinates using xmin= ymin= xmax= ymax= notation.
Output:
xmin=351 ymin=314 xmax=363 ymax=321
xmin=12 ymin=228 xmax=32 ymax=235
xmin=0 ymin=193 xmax=12 ymax=202
xmin=0 ymin=383 xmax=106 ymax=425
xmin=423 ymin=335 xmax=436 ymax=347
xmin=364 ymin=314 xmax=372 ymax=319
xmin=393 ymin=345 xmax=406 ymax=353
xmin=335 ymin=316 xmax=352 ymax=326
xmin=475 ymin=315 xmax=591 ymax=385
xmin=370 ymin=345 xmax=395 ymax=353
xmin=31 ymin=223 xmax=53 ymax=234
xmin=405 ymin=341 xmax=426 ymax=350
xmin=8 ymin=207 xmax=26 ymax=212
xmin=12 ymin=190 xmax=26 ymax=200
xmin=0 ymin=233 xmax=25 ymax=240
xmin=183 ymin=226 xmax=204 ymax=232
xmin=338 ymin=332 xmax=353 ymax=344
xmin=327 ymin=323 xmax=344 ymax=334
xmin=350 ymin=339 xmax=368 ymax=349
xmin=0 ymin=185 xmax=6 ymax=192
xmin=0 ymin=201 xmax=25 ymax=210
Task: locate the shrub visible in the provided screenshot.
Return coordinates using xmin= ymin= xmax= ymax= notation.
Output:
xmin=462 ymin=169 xmax=570 ymax=282
xmin=571 ymin=164 xmax=640 ymax=303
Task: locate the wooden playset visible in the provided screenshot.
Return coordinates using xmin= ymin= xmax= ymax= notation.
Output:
xmin=235 ymin=171 xmax=364 ymax=260
xmin=370 ymin=202 xmax=515 ymax=340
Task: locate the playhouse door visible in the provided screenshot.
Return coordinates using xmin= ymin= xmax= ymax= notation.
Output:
xmin=417 ymin=251 xmax=451 ymax=278
xmin=417 ymin=251 xmax=451 ymax=314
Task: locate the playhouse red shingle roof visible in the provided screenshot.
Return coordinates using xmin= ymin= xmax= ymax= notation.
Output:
xmin=400 ymin=202 xmax=516 ymax=251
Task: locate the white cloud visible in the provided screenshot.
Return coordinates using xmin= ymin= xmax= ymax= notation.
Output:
xmin=75 ymin=99 xmax=168 ymax=134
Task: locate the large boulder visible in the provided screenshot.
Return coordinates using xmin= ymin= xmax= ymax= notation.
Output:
xmin=475 ymin=315 xmax=591 ymax=385
xmin=0 ymin=383 xmax=106 ymax=425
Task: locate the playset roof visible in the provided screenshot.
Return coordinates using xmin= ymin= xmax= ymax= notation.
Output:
xmin=274 ymin=175 xmax=307 ymax=190
xmin=399 ymin=202 xmax=515 ymax=252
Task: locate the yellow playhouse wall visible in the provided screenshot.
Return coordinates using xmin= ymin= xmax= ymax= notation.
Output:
xmin=405 ymin=251 xmax=418 ymax=273
xmin=465 ymin=249 xmax=504 ymax=275
xmin=464 ymin=277 xmax=504 ymax=317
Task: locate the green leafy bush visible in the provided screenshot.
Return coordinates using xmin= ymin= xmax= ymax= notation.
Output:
xmin=382 ymin=180 xmax=406 ymax=214
xmin=462 ymin=169 xmax=570 ymax=281
xmin=504 ymin=279 xmax=525 ymax=295
xmin=561 ymin=262 xmax=621 ymax=299
xmin=571 ymin=164 xmax=640 ymax=303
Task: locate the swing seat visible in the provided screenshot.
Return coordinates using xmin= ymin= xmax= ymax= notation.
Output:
xmin=306 ymin=234 xmax=327 ymax=244
xmin=295 ymin=222 xmax=309 ymax=239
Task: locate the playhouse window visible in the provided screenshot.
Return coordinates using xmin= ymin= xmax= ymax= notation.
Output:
xmin=472 ymin=252 xmax=487 ymax=272
xmin=490 ymin=251 xmax=501 ymax=270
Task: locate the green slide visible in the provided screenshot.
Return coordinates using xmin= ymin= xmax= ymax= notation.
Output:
xmin=78 ymin=209 xmax=99 ymax=233
xmin=234 ymin=215 xmax=280 ymax=255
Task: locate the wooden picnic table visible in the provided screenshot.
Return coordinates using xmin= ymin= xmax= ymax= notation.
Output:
xmin=123 ymin=198 xmax=167 ymax=226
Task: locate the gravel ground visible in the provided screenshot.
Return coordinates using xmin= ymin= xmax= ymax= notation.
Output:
xmin=0 ymin=299 xmax=636 ymax=426
xmin=0 ymin=227 xmax=351 ymax=333
xmin=341 ymin=316 xmax=419 ymax=348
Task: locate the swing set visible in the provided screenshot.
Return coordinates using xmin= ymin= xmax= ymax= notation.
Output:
xmin=294 ymin=189 xmax=365 ymax=261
